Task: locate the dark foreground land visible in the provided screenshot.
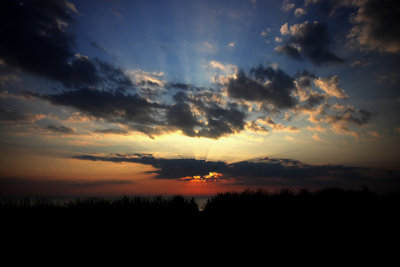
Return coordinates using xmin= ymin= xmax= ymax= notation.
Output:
xmin=1 ymin=188 xmax=399 ymax=259
xmin=2 ymin=188 xmax=399 ymax=229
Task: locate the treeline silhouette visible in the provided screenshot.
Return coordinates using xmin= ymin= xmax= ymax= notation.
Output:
xmin=2 ymin=187 xmax=399 ymax=216
xmin=1 ymin=188 xmax=399 ymax=237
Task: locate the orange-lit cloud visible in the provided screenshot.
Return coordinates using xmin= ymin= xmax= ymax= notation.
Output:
xmin=181 ymin=172 xmax=223 ymax=183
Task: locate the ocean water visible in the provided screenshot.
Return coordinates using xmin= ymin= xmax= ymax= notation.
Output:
xmin=192 ymin=196 xmax=210 ymax=211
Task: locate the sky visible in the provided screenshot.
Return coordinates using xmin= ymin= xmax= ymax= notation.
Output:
xmin=0 ymin=0 xmax=399 ymax=196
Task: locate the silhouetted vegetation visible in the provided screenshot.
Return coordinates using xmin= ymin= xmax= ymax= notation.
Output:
xmin=1 ymin=188 xmax=399 ymax=236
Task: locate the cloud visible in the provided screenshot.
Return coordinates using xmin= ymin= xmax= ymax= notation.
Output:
xmin=261 ymin=28 xmax=271 ymax=37
xmin=90 ymin=42 xmax=109 ymax=53
xmin=126 ymin=69 xmax=165 ymax=87
xmin=368 ymin=131 xmax=380 ymax=138
xmin=0 ymin=0 xmax=133 ymax=90
xmin=314 ymin=76 xmax=348 ymax=99
xmin=348 ymin=0 xmax=400 ymax=53
xmin=39 ymin=88 xmax=164 ymax=137
xmin=46 ymin=124 xmax=75 ymax=134
xmin=168 ymin=91 xmax=247 ymax=139
xmin=306 ymin=0 xmax=400 ymax=53
xmin=208 ymin=60 xmax=238 ymax=84
xmin=257 ymin=117 xmax=300 ymax=132
xmin=305 ymin=0 xmax=352 ymax=16
xmin=312 ymin=133 xmax=321 ymax=141
xmin=34 ymin=84 xmax=247 ymax=139
xmin=350 ymin=59 xmax=370 ymax=68
xmin=276 ymin=21 xmax=344 ymax=65
xmin=73 ymin=154 xmax=227 ymax=180
xmin=166 ymin=99 xmax=199 ymax=137
xmin=307 ymin=125 xmax=327 ymax=133
xmin=280 ymin=22 xmax=290 ymax=35
xmin=294 ymin=8 xmax=307 ymax=17
xmin=202 ymin=41 xmax=215 ymax=53
xmin=301 ymin=103 xmax=371 ymax=138
xmin=94 ymin=128 xmax=129 ymax=135
xmin=0 ymin=176 xmax=133 ymax=196
xmin=227 ymin=65 xmax=297 ymax=109
xmin=0 ymin=108 xmax=45 ymax=123
xmin=245 ymin=121 xmax=270 ymax=133
xmin=282 ymin=0 xmax=295 ymax=12
xmin=0 ymin=0 xmax=93 ymax=87
xmin=73 ymin=154 xmax=400 ymax=189
xmin=330 ymin=121 xmax=359 ymax=138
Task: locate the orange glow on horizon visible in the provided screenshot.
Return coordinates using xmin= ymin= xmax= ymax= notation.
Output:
xmin=180 ymin=172 xmax=223 ymax=183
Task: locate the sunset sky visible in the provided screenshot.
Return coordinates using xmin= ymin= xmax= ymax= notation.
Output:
xmin=0 ymin=0 xmax=399 ymax=196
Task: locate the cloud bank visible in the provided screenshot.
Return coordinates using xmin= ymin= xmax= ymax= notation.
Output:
xmin=73 ymin=153 xmax=399 ymax=189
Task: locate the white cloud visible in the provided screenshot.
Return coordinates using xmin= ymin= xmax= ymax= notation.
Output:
xmin=275 ymin=36 xmax=283 ymax=43
xmin=228 ymin=42 xmax=235 ymax=48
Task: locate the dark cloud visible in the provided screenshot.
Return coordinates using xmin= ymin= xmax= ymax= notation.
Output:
xmin=0 ymin=0 xmax=95 ymax=87
xmin=326 ymin=105 xmax=372 ymax=126
xmin=0 ymin=176 xmax=133 ymax=196
xmin=189 ymin=93 xmax=247 ymax=138
xmin=137 ymin=80 xmax=161 ymax=87
xmin=95 ymin=59 xmax=133 ymax=91
xmin=46 ymin=124 xmax=75 ymax=134
xmin=43 ymin=88 xmax=163 ymax=125
xmin=305 ymin=0 xmax=400 ymax=53
xmin=0 ymin=0 xmax=133 ymax=90
xmin=26 ymin=88 xmax=164 ymax=137
xmin=227 ymin=66 xmax=297 ymax=109
xmin=167 ymin=83 xmax=192 ymax=90
xmin=275 ymin=44 xmax=302 ymax=60
xmin=73 ymin=154 xmax=399 ymax=189
xmin=168 ymin=91 xmax=247 ymax=139
xmin=301 ymin=93 xmax=326 ymax=109
xmin=0 ymin=108 xmax=42 ymax=123
xmin=30 ymin=86 xmax=247 ymax=139
xmin=348 ymin=0 xmax=400 ymax=53
xmin=295 ymin=70 xmax=317 ymax=88
xmin=73 ymin=154 xmax=226 ymax=180
xmin=0 ymin=108 xmax=29 ymax=122
xmin=305 ymin=0 xmax=353 ymax=16
xmin=94 ymin=128 xmax=128 ymax=135
xmin=166 ymin=101 xmax=199 ymax=137
xmin=276 ymin=21 xmax=344 ymax=65
xmin=198 ymin=102 xmax=246 ymax=138
xmin=90 ymin=41 xmax=108 ymax=53
xmin=245 ymin=121 xmax=270 ymax=133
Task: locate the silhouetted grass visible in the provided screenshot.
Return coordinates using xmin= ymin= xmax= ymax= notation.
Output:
xmin=1 ymin=188 xmax=399 ymax=235
xmin=202 ymin=187 xmax=400 ymax=232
